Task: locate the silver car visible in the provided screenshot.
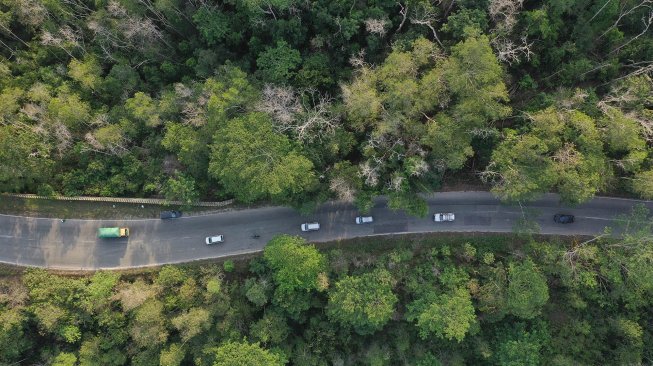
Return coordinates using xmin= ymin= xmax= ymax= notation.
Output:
xmin=205 ymin=235 xmax=224 ymax=245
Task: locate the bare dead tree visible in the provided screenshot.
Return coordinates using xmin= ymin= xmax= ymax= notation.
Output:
xmin=562 ymin=235 xmax=606 ymax=280
xmin=52 ymin=122 xmax=73 ymax=155
xmin=610 ymin=10 xmax=653 ymax=55
xmin=181 ymin=103 xmax=206 ymax=127
xmin=386 ymin=174 xmax=405 ymax=192
xmin=598 ymin=75 xmax=653 ymax=141
xmin=407 ymin=157 xmax=429 ymax=177
xmin=107 ymin=0 xmax=127 ymax=17
xmin=295 ymin=91 xmax=339 ymax=142
xmin=396 ymin=2 xmax=408 ymax=33
xmin=349 ymin=49 xmax=367 ymax=69
xmin=174 ymin=83 xmax=193 ymax=99
xmin=359 ymin=160 xmax=380 ymax=187
xmin=136 ymin=0 xmax=188 ymax=31
xmin=598 ymin=0 xmax=653 ymax=40
xmin=0 ymin=23 xmax=30 ymax=49
xmin=14 ymin=0 xmax=48 ymax=28
xmin=329 ymin=176 xmax=356 ymax=202
xmin=410 ymin=4 xmax=444 ymax=47
xmin=443 ymin=0 xmax=456 ymax=17
xmin=491 ymin=36 xmax=533 ymax=65
xmin=19 ymin=103 xmax=45 ymax=122
xmin=257 ymin=85 xmax=340 ymax=142
xmin=467 ymin=127 xmax=500 ymax=139
xmin=489 ymin=0 xmax=524 ymax=33
xmin=258 ymin=84 xmax=302 ymax=125
xmin=365 ymin=133 xmax=406 ymax=165
xmin=588 ymin=0 xmax=613 ymax=23
xmin=40 ymin=30 xmax=77 ymax=59
xmin=616 ymin=61 xmax=653 ymax=81
xmin=552 ymin=143 xmax=581 ymax=166
xmin=88 ymin=1 xmax=174 ymax=63
xmin=478 ymin=161 xmax=505 ymax=185
xmin=365 ymin=18 xmax=389 ymax=37
xmin=85 ymin=134 xmax=127 ymax=156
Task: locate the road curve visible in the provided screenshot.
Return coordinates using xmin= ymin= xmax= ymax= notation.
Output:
xmin=1 ymin=192 xmax=652 ymax=270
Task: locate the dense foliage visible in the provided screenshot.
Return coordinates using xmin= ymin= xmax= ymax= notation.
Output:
xmin=1 ymin=207 xmax=653 ymax=365
xmin=1 ymin=0 xmax=652 ymax=212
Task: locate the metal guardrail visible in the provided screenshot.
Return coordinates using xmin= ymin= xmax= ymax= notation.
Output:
xmin=2 ymin=193 xmax=234 ymax=207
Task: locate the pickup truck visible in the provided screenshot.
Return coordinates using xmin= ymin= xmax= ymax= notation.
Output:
xmin=97 ymin=227 xmax=129 ymax=238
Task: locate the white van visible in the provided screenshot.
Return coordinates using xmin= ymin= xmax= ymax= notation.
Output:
xmin=301 ymin=222 xmax=320 ymax=232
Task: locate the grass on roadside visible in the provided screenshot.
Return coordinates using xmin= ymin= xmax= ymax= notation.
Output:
xmin=0 ymin=195 xmax=229 ymax=220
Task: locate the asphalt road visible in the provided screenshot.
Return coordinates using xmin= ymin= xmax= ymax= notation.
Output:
xmin=1 ymin=192 xmax=652 ymax=270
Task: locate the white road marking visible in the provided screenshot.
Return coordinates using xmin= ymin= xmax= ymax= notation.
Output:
xmin=576 ymin=216 xmax=614 ymax=221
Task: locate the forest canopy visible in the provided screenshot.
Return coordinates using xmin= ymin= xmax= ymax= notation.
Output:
xmin=0 ymin=0 xmax=652 ymax=213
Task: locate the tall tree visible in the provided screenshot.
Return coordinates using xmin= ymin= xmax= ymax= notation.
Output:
xmin=409 ymin=287 xmax=477 ymax=342
xmin=209 ymin=112 xmax=317 ymax=203
xmin=326 ymin=269 xmax=397 ymax=335
xmin=486 ymin=108 xmax=610 ymax=204
xmin=507 ymin=259 xmax=549 ymax=319
xmin=263 ymin=235 xmax=327 ymax=293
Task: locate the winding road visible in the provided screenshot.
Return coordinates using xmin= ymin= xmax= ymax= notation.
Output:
xmin=1 ymin=192 xmax=652 ymax=270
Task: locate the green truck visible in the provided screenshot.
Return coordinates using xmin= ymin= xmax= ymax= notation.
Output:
xmin=97 ymin=227 xmax=129 ymax=238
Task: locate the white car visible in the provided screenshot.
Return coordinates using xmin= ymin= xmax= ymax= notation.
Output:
xmin=355 ymin=216 xmax=374 ymax=224
xmin=434 ymin=213 xmax=455 ymax=222
xmin=205 ymin=235 xmax=224 ymax=245
xmin=301 ymin=222 xmax=320 ymax=232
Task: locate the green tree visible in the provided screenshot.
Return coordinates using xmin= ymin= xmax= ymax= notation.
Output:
xmin=488 ymin=108 xmax=610 ymax=204
xmin=130 ymin=300 xmax=168 ymax=349
xmin=599 ymin=107 xmax=647 ymax=173
xmin=341 ymin=36 xmax=510 ymax=214
xmin=244 ymin=278 xmax=270 ymax=307
xmin=52 ymin=352 xmax=77 ymax=366
xmin=210 ymin=112 xmax=316 ymax=203
xmin=212 ymin=341 xmax=285 ymax=366
xmin=0 ymin=125 xmax=53 ymax=192
xmin=193 ymin=7 xmax=231 ymax=46
xmin=442 ymin=32 xmax=511 ymax=127
xmin=256 ymin=41 xmax=302 ymax=84
xmin=0 ymin=308 xmax=32 ymax=363
xmin=125 ymin=92 xmax=162 ymax=127
xmin=68 ymin=56 xmax=103 ymax=90
xmin=326 ymin=269 xmax=397 ymax=335
xmin=163 ymin=173 xmax=200 ymax=206
xmin=171 ymin=308 xmax=211 ymax=342
xmin=250 ymin=311 xmax=290 ymax=345
xmin=102 ymin=63 xmax=141 ymax=102
xmin=263 ymin=235 xmax=326 ymax=293
xmin=411 ymin=287 xmax=476 ymax=342
xmin=632 ymin=169 xmax=653 ymax=199
xmin=47 ymin=91 xmax=91 ymax=132
xmin=0 ymin=87 xmax=22 ymax=123
xmin=493 ymin=322 xmax=550 ymax=366
xmin=161 ymin=123 xmax=207 ymax=177
xmin=81 ymin=271 xmax=120 ymax=313
xmin=507 ymin=259 xmax=549 ymax=319
xmin=78 ymin=335 xmax=128 ymax=366
xmin=160 ymin=343 xmax=185 ymax=366
xmin=223 ymin=260 xmax=235 ymax=272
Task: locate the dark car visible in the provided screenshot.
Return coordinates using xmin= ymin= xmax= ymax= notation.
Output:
xmin=160 ymin=210 xmax=182 ymax=219
xmin=554 ymin=214 xmax=574 ymax=224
